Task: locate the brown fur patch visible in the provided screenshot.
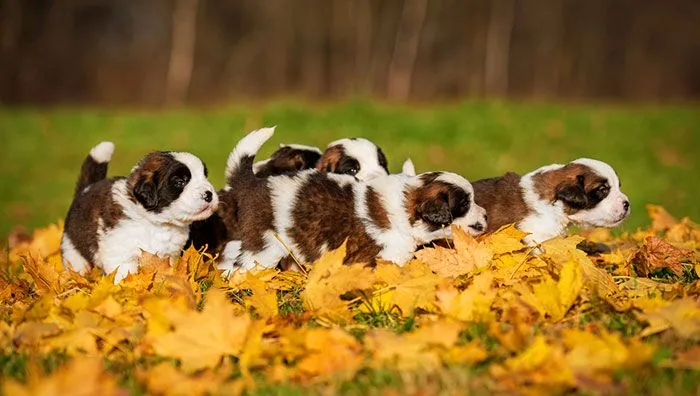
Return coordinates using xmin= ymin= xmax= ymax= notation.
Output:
xmin=405 ymin=173 xmax=469 ymax=231
xmin=366 ymin=187 xmax=390 ymax=229
xmin=233 ymin=179 xmax=275 ymax=253
xmin=289 ymin=173 xmax=381 ymax=264
xmin=316 ymin=145 xmax=344 ymax=173
xmin=531 ymin=163 xmax=607 ymax=213
xmin=127 ymin=152 xmax=170 ymax=188
xmin=472 ymin=172 xmax=530 ymax=232
xmin=64 ymin=178 xmax=125 ymax=265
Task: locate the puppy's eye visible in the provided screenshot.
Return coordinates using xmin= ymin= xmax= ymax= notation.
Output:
xmin=172 ymin=176 xmax=188 ymax=189
xmin=344 ymin=167 xmax=359 ymax=176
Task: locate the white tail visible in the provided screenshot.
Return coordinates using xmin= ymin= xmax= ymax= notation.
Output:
xmin=225 ymin=126 xmax=276 ymax=181
xmin=89 ymin=141 xmax=115 ymax=164
xmin=401 ymin=158 xmax=416 ymax=176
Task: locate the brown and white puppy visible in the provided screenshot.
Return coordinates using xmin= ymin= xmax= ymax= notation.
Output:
xmin=316 ymin=138 xmax=390 ymax=180
xmin=61 ymin=142 xmax=218 ymax=283
xmin=220 ymin=127 xmax=487 ymax=272
xmin=189 ymin=137 xmax=392 ymax=263
xmin=472 ymin=159 xmax=630 ymax=245
xmin=253 ymin=144 xmax=323 ymax=177
xmin=253 ymin=138 xmax=390 ymax=180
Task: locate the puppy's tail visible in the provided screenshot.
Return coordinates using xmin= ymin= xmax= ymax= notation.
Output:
xmin=75 ymin=141 xmax=115 ymax=196
xmin=402 ymin=158 xmax=416 ymax=176
xmin=225 ymin=126 xmax=276 ymax=185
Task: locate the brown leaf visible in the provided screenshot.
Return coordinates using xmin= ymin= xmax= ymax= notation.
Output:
xmin=634 ymin=236 xmax=691 ymax=277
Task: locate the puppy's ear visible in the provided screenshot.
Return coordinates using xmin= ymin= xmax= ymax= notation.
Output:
xmin=316 ymin=145 xmax=342 ymax=173
xmin=402 ymin=158 xmax=416 ymax=176
xmin=556 ymin=181 xmax=587 ymax=209
xmin=134 ymin=178 xmax=159 ymax=210
xmin=290 ymin=153 xmax=308 ymax=170
xmin=418 ymin=191 xmax=452 ymax=226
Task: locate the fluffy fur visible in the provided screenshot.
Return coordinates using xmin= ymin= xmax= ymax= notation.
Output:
xmin=61 ymin=142 xmax=218 ymax=283
xmin=219 ymin=128 xmax=487 ymax=273
xmin=472 ymin=158 xmax=630 ymax=245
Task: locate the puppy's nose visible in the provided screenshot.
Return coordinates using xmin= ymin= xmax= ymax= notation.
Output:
xmin=483 ymin=214 xmax=488 ymax=222
xmin=470 ymin=222 xmax=485 ymax=232
xmin=203 ymin=190 xmax=214 ymax=203
xmin=623 ymin=200 xmax=630 ymax=212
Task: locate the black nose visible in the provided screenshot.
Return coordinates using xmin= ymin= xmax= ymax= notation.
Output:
xmin=203 ymin=191 xmax=213 ymax=203
xmin=470 ymin=222 xmax=485 ymax=232
xmin=623 ymin=200 xmax=630 ymax=211
xmin=483 ymin=214 xmax=488 ymax=222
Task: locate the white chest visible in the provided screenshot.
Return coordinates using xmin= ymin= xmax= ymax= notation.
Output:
xmin=99 ymin=219 xmax=189 ymax=266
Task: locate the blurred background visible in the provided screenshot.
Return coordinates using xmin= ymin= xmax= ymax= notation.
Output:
xmin=0 ymin=0 xmax=699 ymax=236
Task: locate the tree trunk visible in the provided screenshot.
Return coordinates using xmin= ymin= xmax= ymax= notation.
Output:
xmin=484 ymin=0 xmax=515 ymax=96
xmin=387 ymin=0 xmax=428 ymax=100
xmin=165 ymin=0 xmax=199 ymax=106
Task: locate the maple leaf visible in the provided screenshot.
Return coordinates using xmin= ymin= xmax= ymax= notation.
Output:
xmin=495 ymin=335 xmax=574 ymax=389
xmin=436 ymin=272 xmax=496 ymax=322
xmin=416 ymin=225 xmax=493 ymax=278
xmin=483 ymin=224 xmax=528 ymax=255
xmin=633 ymin=236 xmax=691 ymax=277
xmin=301 ymin=242 xmax=376 ymax=320
xmin=236 ymin=271 xmax=279 ymax=318
xmin=3 ymin=357 xmax=117 ymax=396
xmin=647 ymin=204 xmax=678 ymax=232
xmin=370 ymin=260 xmax=441 ymax=315
xmin=22 ymin=255 xmax=62 ymax=296
xmin=637 ymin=298 xmax=700 ymax=339
xmin=295 ymin=328 xmax=364 ymax=382
xmin=519 ymin=259 xmax=583 ymax=321
xmin=151 ymin=288 xmax=252 ymax=372
xmin=137 ymin=362 xmax=233 ymax=396
xmin=9 ymin=222 xmax=63 ymax=262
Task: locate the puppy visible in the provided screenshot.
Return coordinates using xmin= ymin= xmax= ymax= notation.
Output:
xmin=253 ymin=144 xmax=323 ymax=177
xmin=316 ymin=138 xmax=390 ymax=180
xmin=472 ymin=159 xmax=630 ymax=245
xmin=189 ymin=137 xmax=393 ymax=264
xmin=222 ymin=127 xmax=487 ymax=271
xmin=253 ymin=138 xmax=390 ymax=180
xmin=61 ymin=142 xmax=218 ymax=282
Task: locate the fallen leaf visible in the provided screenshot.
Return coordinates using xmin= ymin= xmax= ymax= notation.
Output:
xmin=151 ymin=288 xmax=252 ymax=372
xmin=633 ymin=236 xmax=691 ymax=277
xmin=2 ymin=357 xmax=117 ymax=396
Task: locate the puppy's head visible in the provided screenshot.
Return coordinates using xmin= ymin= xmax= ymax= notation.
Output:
xmin=532 ymin=158 xmax=630 ymax=227
xmin=128 ymin=152 xmax=218 ymax=223
xmin=317 ymin=138 xmax=389 ymax=180
xmin=407 ymin=172 xmax=488 ymax=238
xmin=253 ymin=144 xmax=322 ymax=177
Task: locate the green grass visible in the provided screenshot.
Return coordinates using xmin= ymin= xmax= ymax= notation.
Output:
xmin=1 ymin=100 xmax=699 ymax=236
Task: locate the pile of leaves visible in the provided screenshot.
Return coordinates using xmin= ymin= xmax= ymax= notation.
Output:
xmin=2 ymin=205 xmax=700 ymax=395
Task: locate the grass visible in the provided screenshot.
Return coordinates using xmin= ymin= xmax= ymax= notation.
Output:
xmin=0 ymin=99 xmax=698 ymax=237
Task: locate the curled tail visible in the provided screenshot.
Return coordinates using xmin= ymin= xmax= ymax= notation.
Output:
xmin=225 ymin=126 xmax=276 ymax=186
xmin=75 ymin=141 xmax=114 ymax=196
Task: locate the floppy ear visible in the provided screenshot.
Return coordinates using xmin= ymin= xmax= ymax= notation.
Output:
xmin=317 ymin=156 xmax=339 ymax=173
xmin=418 ymin=192 xmax=452 ymax=225
xmin=134 ymin=178 xmax=159 ymax=210
xmin=290 ymin=153 xmax=307 ymax=170
xmin=556 ymin=183 xmax=587 ymax=209
xmin=402 ymin=159 xmax=416 ymax=176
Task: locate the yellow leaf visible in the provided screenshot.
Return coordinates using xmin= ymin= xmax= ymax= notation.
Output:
xmin=647 ymin=204 xmax=678 ymax=232
xmin=138 ymin=362 xmax=229 ymax=396
xmin=638 ymin=298 xmax=700 ymax=339
xmin=295 ymin=328 xmax=363 ymax=382
xmin=9 ymin=222 xmax=63 ymax=262
xmin=483 ymin=224 xmax=527 ymax=255
xmin=557 ymin=259 xmax=583 ymax=314
xmin=436 ymin=272 xmax=495 ymax=322
xmin=2 ymin=357 xmax=116 ymax=396
xmin=151 ymin=288 xmax=252 ymax=372
xmin=372 ymin=260 xmax=440 ymax=315
xmin=531 ymin=276 xmax=564 ymax=321
xmin=239 ymin=271 xmax=278 ymax=318
xmin=506 ymin=336 xmax=552 ymax=372
xmin=416 ymin=225 xmax=493 ymax=278
xmin=22 ymin=255 xmax=61 ymax=296
xmin=301 ymin=242 xmax=376 ymax=320
xmin=365 ymin=328 xmax=440 ymax=371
